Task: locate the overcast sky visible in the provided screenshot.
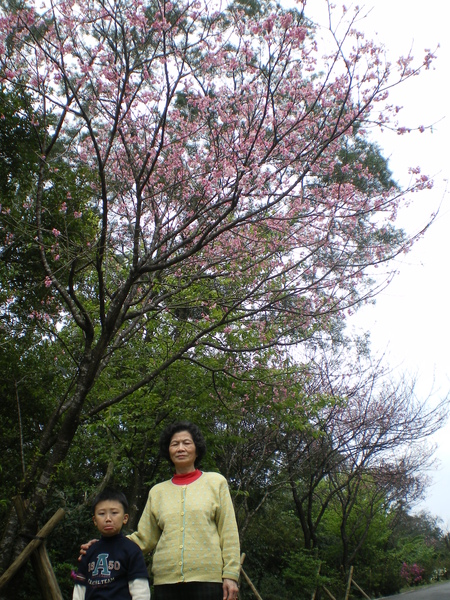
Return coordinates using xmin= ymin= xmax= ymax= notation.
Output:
xmin=305 ymin=0 xmax=450 ymax=526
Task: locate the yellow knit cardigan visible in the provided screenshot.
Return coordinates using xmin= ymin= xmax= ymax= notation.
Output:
xmin=128 ymin=472 xmax=241 ymax=585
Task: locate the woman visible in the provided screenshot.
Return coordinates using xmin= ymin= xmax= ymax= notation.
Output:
xmin=130 ymin=421 xmax=240 ymax=600
xmin=82 ymin=421 xmax=240 ymax=600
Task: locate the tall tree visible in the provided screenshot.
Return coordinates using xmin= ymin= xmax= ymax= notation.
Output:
xmin=283 ymin=363 xmax=444 ymax=554
xmin=0 ymin=0 xmax=435 ymax=587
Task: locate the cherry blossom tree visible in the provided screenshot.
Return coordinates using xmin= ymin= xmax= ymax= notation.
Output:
xmin=0 ymin=0 xmax=436 ymax=582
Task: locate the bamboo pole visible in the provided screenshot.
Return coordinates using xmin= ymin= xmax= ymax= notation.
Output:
xmin=0 ymin=508 xmax=65 ymax=590
xmin=240 ymin=568 xmax=264 ymax=600
xmin=344 ymin=566 xmax=354 ymax=600
xmin=239 ymin=553 xmax=264 ymax=600
xmin=12 ymin=496 xmax=63 ymax=600
xmin=33 ymin=543 xmax=64 ymax=600
xmin=352 ymin=578 xmax=371 ymax=600
xmin=322 ymin=586 xmax=337 ymax=600
xmin=311 ymin=561 xmax=321 ymax=600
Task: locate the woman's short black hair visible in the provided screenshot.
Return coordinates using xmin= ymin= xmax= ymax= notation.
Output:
xmin=159 ymin=421 xmax=206 ymax=467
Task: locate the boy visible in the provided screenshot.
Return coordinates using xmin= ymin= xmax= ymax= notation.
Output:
xmin=73 ymin=488 xmax=150 ymax=600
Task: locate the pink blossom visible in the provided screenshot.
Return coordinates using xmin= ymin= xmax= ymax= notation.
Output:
xmin=279 ymin=13 xmax=293 ymax=29
xmin=408 ymin=166 xmax=421 ymax=174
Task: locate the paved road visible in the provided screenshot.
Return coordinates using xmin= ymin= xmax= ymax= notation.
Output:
xmin=381 ymin=581 xmax=450 ymax=599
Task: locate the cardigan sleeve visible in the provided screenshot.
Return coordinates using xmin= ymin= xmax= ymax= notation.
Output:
xmin=128 ymin=490 xmax=162 ymax=554
xmin=215 ymin=476 xmax=241 ymax=582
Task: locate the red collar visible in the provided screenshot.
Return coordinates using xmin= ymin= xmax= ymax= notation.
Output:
xmin=172 ymin=469 xmax=202 ymax=485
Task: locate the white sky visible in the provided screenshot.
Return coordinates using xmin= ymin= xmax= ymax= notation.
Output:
xmin=304 ymin=0 xmax=450 ymax=526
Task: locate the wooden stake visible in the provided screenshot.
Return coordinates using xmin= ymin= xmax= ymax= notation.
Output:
xmin=0 ymin=508 xmax=65 ymax=590
xmin=322 ymin=586 xmax=337 ymax=600
xmin=344 ymin=565 xmax=354 ymax=600
xmin=352 ymin=578 xmax=371 ymax=600
xmin=12 ymin=496 xmax=63 ymax=600
xmin=311 ymin=561 xmax=321 ymax=600
xmin=240 ymin=567 xmax=264 ymax=600
xmin=239 ymin=553 xmax=264 ymax=600
xmin=32 ymin=543 xmax=64 ymax=600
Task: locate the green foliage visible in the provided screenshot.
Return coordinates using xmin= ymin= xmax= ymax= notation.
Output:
xmin=239 ymin=489 xmax=302 ymax=600
xmin=325 ymin=135 xmax=398 ymax=195
xmin=0 ymin=88 xmax=98 ymax=306
xmin=0 ymin=87 xmax=38 ymax=198
xmin=283 ymin=550 xmax=330 ymax=598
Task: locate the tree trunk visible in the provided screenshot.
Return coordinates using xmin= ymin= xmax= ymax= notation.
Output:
xmin=0 ymin=507 xmax=20 ymax=573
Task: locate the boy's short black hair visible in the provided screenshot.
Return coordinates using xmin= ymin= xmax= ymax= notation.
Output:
xmin=159 ymin=421 xmax=206 ymax=468
xmin=91 ymin=488 xmax=129 ymax=515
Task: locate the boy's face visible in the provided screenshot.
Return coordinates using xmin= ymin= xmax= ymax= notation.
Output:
xmin=93 ymin=500 xmax=129 ymax=537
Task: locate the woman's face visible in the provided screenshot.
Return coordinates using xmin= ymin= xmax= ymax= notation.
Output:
xmin=169 ymin=430 xmax=198 ymax=473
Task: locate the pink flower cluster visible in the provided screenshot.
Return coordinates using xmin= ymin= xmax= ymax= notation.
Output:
xmin=400 ymin=562 xmax=425 ymax=586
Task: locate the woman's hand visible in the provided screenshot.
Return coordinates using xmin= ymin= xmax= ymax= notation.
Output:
xmin=78 ymin=539 xmax=98 ymax=561
xmin=222 ymin=578 xmax=239 ymax=600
